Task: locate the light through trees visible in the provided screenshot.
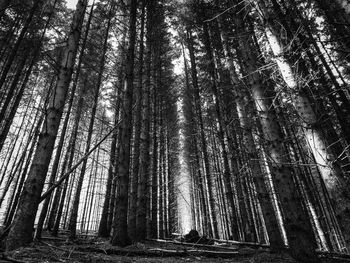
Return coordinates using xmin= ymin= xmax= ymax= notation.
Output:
xmin=0 ymin=1 xmax=350 ymax=262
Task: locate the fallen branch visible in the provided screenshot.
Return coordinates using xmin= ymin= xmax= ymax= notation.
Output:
xmin=212 ymin=238 xmax=270 ymax=248
xmin=147 ymin=238 xmax=239 ymax=252
xmin=39 ymin=114 xmax=125 ymax=202
xmin=0 ymin=253 xmax=27 ymax=263
xmin=75 ymin=245 xmax=242 ymax=258
xmin=38 ymin=241 xmax=71 ymax=253
xmin=318 ymin=251 xmax=350 ymax=262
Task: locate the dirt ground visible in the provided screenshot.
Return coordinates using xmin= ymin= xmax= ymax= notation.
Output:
xmin=0 ymin=236 xmax=299 ymax=263
xmin=3 ymin=246 xmax=297 ymax=263
xmin=1 ymin=236 xmax=348 ymax=263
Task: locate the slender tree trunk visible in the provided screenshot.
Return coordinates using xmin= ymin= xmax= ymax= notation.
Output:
xmin=98 ymin=99 xmax=118 ymax=237
xmin=49 ymin=146 xmax=70 ymax=235
xmin=150 ymin=89 xmax=159 ymax=239
xmin=181 ymin=44 xmax=210 ymax=236
xmin=159 ymin=106 xmax=165 ymax=239
xmin=186 ymin=28 xmax=219 ymax=239
xmin=104 ymin=43 xmax=125 ymax=236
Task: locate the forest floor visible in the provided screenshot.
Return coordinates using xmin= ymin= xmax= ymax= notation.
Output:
xmin=1 ymin=233 xmax=350 ymax=263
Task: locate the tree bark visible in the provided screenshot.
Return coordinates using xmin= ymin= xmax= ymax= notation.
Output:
xmin=186 ymin=28 xmax=219 ymax=239
xmin=5 ymin=0 xmax=87 ymax=250
xmin=234 ymin=1 xmax=319 ymax=260
xmin=110 ymin=0 xmax=138 ymax=246
xmin=255 ymin=0 xmax=350 ymax=246
xmin=217 ymin=16 xmax=284 ymax=249
xmin=129 ymin=0 xmax=145 ymax=240
xmin=136 ymin=0 xmax=154 ymax=242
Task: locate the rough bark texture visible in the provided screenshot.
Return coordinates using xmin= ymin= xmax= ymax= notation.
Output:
xmin=110 ymin=0 xmax=137 ymax=247
xmin=256 ymin=0 xmax=350 ymax=246
xmin=217 ymin=17 xmax=284 ymax=249
xmin=234 ymin=2 xmax=319 ymax=261
xmin=186 ymin=28 xmax=219 ymax=239
xmin=129 ymin=0 xmax=145 ymax=240
xmin=5 ymin=0 xmax=87 ymax=251
xmin=136 ymin=0 xmax=154 ymax=242
xmin=68 ymin=1 xmax=111 ymax=240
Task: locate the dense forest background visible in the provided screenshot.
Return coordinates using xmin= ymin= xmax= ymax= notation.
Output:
xmin=1 ymin=0 xmax=350 ymax=262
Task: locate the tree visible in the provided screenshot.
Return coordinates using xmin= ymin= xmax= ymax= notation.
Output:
xmin=6 ymin=0 xmax=88 ymax=250
xmin=110 ymin=0 xmax=138 ymax=247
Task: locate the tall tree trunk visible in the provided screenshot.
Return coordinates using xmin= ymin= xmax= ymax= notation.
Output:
xmin=255 ymin=0 xmax=350 ymax=246
xmin=35 ymin=0 xmax=88 ymax=239
xmin=68 ymin=1 xmax=112 ymax=239
xmin=135 ymin=0 xmax=154 ymax=241
xmin=98 ymin=96 xmax=119 ymax=237
xmin=186 ymin=28 xmax=219 ymax=239
xmin=181 ymin=43 xmax=210 ymax=236
xmin=106 ymin=31 xmax=127 ymax=236
xmin=150 ymin=89 xmax=159 ymax=239
xmin=217 ymin=16 xmax=284 ymax=249
xmin=110 ymin=0 xmax=138 ymax=246
xmin=5 ymin=0 xmax=87 ymax=250
xmin=234 ymin=2 xmax=319 ymax=261
xmin=129 ymin=0 xmax=145 ymax=240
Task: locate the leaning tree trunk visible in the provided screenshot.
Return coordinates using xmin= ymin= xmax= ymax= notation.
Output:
xmin=110 ymin=0 xmax=137 ymax=247
xmin=5 ymin=0 xmax=87 ymax=250
xmin=35 ymin=0 xmax=89 ymax=239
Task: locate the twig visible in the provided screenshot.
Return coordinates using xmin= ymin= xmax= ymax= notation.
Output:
xmin=39 ymin=104 xmax=133 ymax=202
xmin=0 ymin=253 xmax=27 ymax=263
xmin=38 ymin=240 xmax=70 ymax=253
xmin=203 ymin=5 xmax=236 ymax=22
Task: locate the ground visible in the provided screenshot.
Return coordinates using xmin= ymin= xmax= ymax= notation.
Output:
xmin=1 ymin=234 xmax=349 ymax=263
xmin=2 ymin=247 xmax=296 ymax=263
